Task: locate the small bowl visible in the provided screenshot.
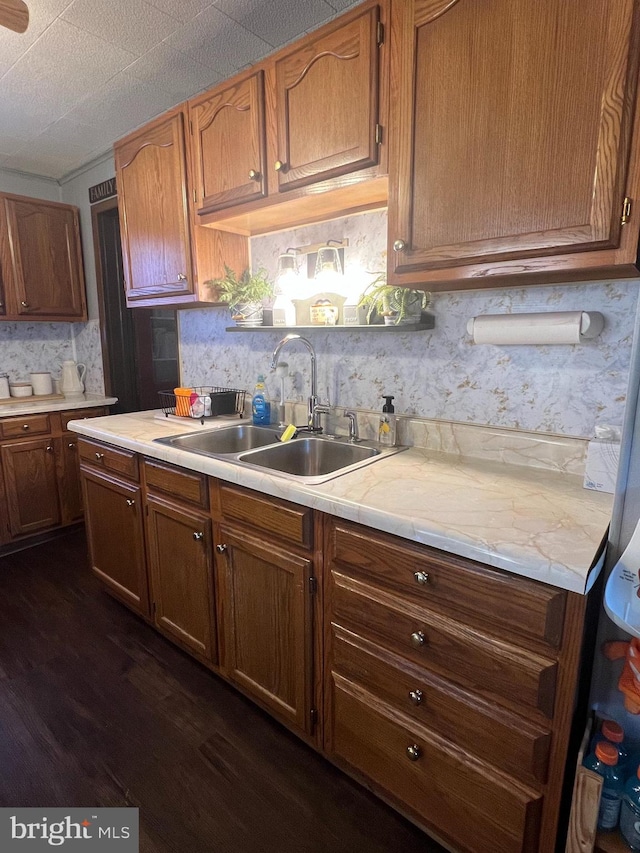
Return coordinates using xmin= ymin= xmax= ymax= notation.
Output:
xmin=10 ymin=382 xmax=33 ymax=398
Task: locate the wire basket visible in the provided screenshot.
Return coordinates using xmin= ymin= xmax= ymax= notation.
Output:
xmin=158 ymin=387 xmax=246 ymax=420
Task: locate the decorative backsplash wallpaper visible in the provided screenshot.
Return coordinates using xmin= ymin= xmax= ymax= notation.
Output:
xmin=179 ymin=210 xmax=639 ymax=439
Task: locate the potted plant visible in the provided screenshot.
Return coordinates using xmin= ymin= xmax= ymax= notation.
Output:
xmin=358 ymin=274 xmax=431 ymax=325
xmin=206 ymin=265 xmax=273 ymax=327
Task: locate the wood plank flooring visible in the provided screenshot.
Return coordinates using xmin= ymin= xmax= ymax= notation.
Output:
xmin=0 ymin=530 xmax=444 ymax=853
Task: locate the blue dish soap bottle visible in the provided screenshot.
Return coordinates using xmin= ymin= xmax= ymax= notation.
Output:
xmin=252 ymin=374 xmax=271 ymax=425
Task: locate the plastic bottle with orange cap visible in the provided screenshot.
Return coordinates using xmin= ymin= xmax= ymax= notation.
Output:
xmin=583 ymin=740 xmax=625 ymax=831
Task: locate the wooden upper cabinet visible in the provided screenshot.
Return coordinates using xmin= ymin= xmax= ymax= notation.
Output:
xmin=0 ymin=194 xmax=87 ymax=321
xmin=274 ymin=5 xmax=381 ymax=192
xmin=115 ymin=111 xmax=194 ymax=304
xmin=191 ymin=71 xmax=268 ymax=214
xmin=388 ymin=0 xmax=640 ymax=290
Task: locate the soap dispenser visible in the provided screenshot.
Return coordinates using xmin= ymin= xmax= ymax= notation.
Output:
xmin=378 ymin=395 xmax=396 ymax=446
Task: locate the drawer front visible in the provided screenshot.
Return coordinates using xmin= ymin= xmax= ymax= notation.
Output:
xmin=0 ymin=413 xmax=51 ymax=439
xmin=61 ymin=407 xmax=107 ymax=431
xmin=78 ymin=438 xmax=139 ymax=481
xmin=217 ymin=483 xmax=312 ymax=549
xmin=331 ymin=572 xmax=557 ymax=718
xmin=328 ymin=520 xmax=566 ymax=650
xmin=330 ymin=626 xmax=551 ymax=785
xmin=143 ymin=458 xmax=208 ymax=508
xmin=331 ymin=678 xmax=542 ymax=853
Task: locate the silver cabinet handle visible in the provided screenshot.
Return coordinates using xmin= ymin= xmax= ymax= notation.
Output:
xmin=414 ymin=571 xmax=429 ymax=585
xmin=45 ymin=445 xmax=53 ymax=452
xmin=193 ymin=532 xmax=204 ymax=541
xmin=216 ymin=544 xmax=227 ymax=553
xmin=177 ymin=273 xmax=187 ymax=281
xmin=22 ymin=424 xmax=30 ymax=431
xmin=410 ymin=631 xmax=426 ymax=648
xmin=126 ymin=499 xmax=135 ymax=507
xmin=393 ymin=239 xmax=406 ymax=252
xmin=95 ymin=452 xmax=104 ymax=461
xmin=68 ymin=442 xmax=76 ymax=449
xmin=406 ymin=744 xmax=421 ymax=761
xmin=409 ymin=689 xmax=424 ymax=706
xmin=20 ymin=300 xmax=30 ymax=308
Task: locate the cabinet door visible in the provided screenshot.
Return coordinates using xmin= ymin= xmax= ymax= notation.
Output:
xmin=57 ymin=435 xmax=84 ymax=525
xmin=115 ymin=112 xmax=194 ymax=304
xmin=1 ymin=195 xmax=86 ymax=319
xmin=274 ymin=5 xmax=381 ymax=192
xmin=1 ymin=438 xmax=60 ymax=537
xmin=217 ymin=525 xmax=314 ymax=735
xmin=146 ymin=496 xmax=216 ymax=662
xmin=81 ymin=467 xmax=149 ymax=617
xmin=388 ymin=0 xmax=640 ymax=282
xmin=191 ymin=71 xmax=267 ymax=213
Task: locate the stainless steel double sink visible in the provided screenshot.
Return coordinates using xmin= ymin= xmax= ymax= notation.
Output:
xmin=154 ymin=423 xmax=405 ymax=484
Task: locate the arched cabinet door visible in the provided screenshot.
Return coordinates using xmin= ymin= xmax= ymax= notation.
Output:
xmin=115 ymin=110 xmax=194 ymax=304
xmin=387 ymin=0 xmax=640 ymax=289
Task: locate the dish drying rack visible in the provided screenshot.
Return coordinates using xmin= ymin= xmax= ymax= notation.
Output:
xmin=158 ymin=387 xmax=246 ymax=423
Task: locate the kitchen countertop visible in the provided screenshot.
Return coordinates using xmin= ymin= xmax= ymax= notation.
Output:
xmin=68 ymin=409 xmax=614 ymax=595
xmin=0 ymin=394 xmax=117 ymax=417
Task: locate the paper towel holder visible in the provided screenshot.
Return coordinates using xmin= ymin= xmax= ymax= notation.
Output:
xmin=466 ymin=310 xmax=605 ymax=345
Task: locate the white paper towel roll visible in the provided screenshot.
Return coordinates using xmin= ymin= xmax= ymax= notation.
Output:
xmin=467 ymin=311 xmax=604 ymax=345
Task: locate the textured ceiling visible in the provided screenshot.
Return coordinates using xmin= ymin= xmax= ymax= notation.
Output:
xmin=0 ymin=0 xmax=358 ymax=181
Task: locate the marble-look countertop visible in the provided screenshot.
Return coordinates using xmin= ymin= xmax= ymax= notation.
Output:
xmin=0 ymin=394 xmax=117 ymax=417
xmin=67 ymin=410 xmax=614 ymax=595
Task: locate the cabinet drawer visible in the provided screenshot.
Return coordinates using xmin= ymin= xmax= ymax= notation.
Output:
xmin=331 ymin=679 xmax=542 ymax=853
xmin=216 ymin=482 xmax=312 ymax=549
xmin=331 ymin=571 xmax=557 ymax=718
xmin=78 ymin=438 xmax=139 ymax=481
xmin=330 ymin=626 xmax=551 ymax=785
xmin=328 ymin=519 xmax=566 ymax=650
xmin=0 ymin=413 xmax=51 ymax=438
xmin=60 ymin=408 xmax=107 ymax=431
xmin=143 ymin=458 xmax=208 ymax=508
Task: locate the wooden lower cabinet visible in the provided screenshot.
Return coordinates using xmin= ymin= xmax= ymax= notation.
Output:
xmin=1 ymin=437 xmax=60 ymax=536
xmin=56 ymin=434 xmax=84 ymax=525
xmin=146 ymin=494 xmax=216 ymax=662
xmin=215 ymin=524 xmax=315 ymax=736
xmin=81 ymin=465 xmax=149 ymax=618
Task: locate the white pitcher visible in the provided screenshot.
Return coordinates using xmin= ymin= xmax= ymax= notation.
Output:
xmin=60 ymin=360 xmax=86 ymax=398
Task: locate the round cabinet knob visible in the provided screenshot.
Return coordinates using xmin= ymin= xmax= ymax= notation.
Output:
xmin=216 ymin=544 xmax=227 ymax=553
xmin=20 ymin=301 xmax=30 ymax=308
xmin=248 ymin=169 xmax=260 ymax=181
xmin=193 ymin=532 xmax=204 ymax=541
xmin=274 ymin=160 xmax=285 ymax=171
xmin=406 ymin=744 xmax=421 ymax=762
xmin=95 ymin=452 xmax=104 ymax=461
xmin=410 ymin=630 xmax=426 ymax=648
xmin=409 ymin=689 xmax=424 ymax=706
xmin=414 ymin=571 xmax=429 ymax=585
xmin=177 ymin=273 xmax=187 ymax=281
xmin=68 ymin=442 xmax=76 ymax=449
xmin=393 ymin=239 xmax=406 ymax=252
xmin=126 ymin=499 xmax=135 ymax=507
xmin=22 ymin=424 xmax=30 ymax=431
xmin=45 ymin=445 xmax=53 ymax=452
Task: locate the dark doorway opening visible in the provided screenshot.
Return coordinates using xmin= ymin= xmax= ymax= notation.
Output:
xmin=91 ymin=198 xmax=180 ymax=413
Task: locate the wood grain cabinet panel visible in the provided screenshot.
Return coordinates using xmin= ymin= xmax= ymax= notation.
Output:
xmin=216 ymin=525 xmax=315 ymax=735
xmin=0 ymin=194 xmax=87 ymax=321
xmin=387 ymin=0 xmax=640 ymax=289
xmin=56 ymin=435 xmax=84 ymax=526
xmin=0 ymin=413 xmax=51 ymax=439
xmin=274 ymin=4 xmax=381 ymax=192
xmin=146 ymin=495 xmax=216 ymax=662
xmin=191 ymin=71 xmax=267 ymax=214
xmin=81 ymin=466 xmax=149 ymax=617
xmin=215 ymin=482 xmax=312 ymax=549
xmin=1 ymin=438 xmax=60 ymax=536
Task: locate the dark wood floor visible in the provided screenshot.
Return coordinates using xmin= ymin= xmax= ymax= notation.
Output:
xmin=0 ymin=530 xmax=445 ymax=853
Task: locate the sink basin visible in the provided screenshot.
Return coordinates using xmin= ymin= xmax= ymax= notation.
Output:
xmin=156 ymin=424 xmax=283 ymax=455
xmin=238 ymin=436 xmax=380 ymax=477
xmin=154 ymin=423 xmax=405 ymax=483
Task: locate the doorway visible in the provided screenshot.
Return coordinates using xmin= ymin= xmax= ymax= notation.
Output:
xmin=91 ymin=198 xmax=180 ymax=413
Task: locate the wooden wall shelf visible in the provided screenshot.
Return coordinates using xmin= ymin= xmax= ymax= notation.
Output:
xmin=225 ymin=318 xmax=435 ymax=333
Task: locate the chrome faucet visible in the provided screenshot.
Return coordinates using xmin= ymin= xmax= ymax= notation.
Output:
xmin=344 ymin=410 xmax=359 ymax=442
xmin=271 ymin=334 xmax=325 ymax=432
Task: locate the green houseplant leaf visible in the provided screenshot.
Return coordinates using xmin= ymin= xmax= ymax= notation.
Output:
xmin=357 ymin=274 xmax=431 ymax=325
xmin=206 ymin=265 xmax=273 ymax=307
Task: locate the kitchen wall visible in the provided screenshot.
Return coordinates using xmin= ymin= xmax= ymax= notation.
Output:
xmin=179 ymin=210 xmax=639 ymax=438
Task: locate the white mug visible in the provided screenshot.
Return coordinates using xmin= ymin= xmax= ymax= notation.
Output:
xmin=30 ymin=372 xmax=53 ymax=396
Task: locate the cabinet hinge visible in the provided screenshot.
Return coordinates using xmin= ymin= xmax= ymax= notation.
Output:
xmin=622 ymin=196 xmax=632 ymax=226
xmin=375 ymin=124 xmax=383 ymax=145
xmin=376 ymin=21 xmax=384 ymax=45
xmin=310 ymin=708 xmax=318 ymax=729
xmin=308 ymin=576 xmax=318 ymax=595
xmin=193 ymin=189 xmax=197 ymax=204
